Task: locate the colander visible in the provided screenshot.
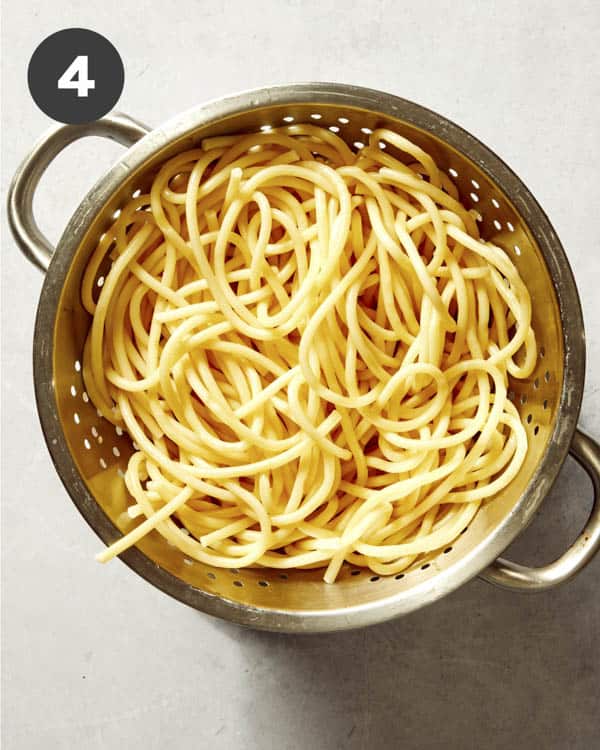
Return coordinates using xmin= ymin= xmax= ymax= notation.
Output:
xmin=8 ymin=83 xmax=600 ymax=632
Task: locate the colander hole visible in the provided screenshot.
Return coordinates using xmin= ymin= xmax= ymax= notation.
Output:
xmin=461 ymin=527 xmax=468 ymax=535
xmin=99 ymin=458 xmax=107 ymax=469
xmin=534 ymin=378 xmax=540 ymax=389
xmin=338 ymin=117 xmax=349 ymax=124
xmin=279 ymin=573 xmax=288 ymax=580
xmin=82 ymin=392 xmax=89 ymax=403
xmin=470 ymin=192 xmax=479 ymax=203
xmin=378 ymin=142 xmax=387 ymax=150
xmin=83 ymin=439 xmax=91 ymax=450
xmin=474 ymin=211 xmax=483 ymax=223
xmin=75 ymin=360 xmax=81 ymax=372
xmin=230 ymin=568 xmax=240 ymax=574
xmin=97 ymin=436 xmax=103 ymax=445
xmin=540 ymin=346 xmax=545 ymax=358
xmin=350 ymin=569 xmax=361 ymax=576
xmin=420 ymin=563 xmax=430 ymax=570
xmin=258 ymin=580 xmax=269 ymax=587
xmin=443 ymin=547 xmax=453 ymax=554
xmin=207 ymin=572 xmax=216 ymax=580
xmin=132 ymin=188 xmax=141 ymax=198
xmin=492 ymin=198 xmax=500 ymax=208
xmin=328 ymin=125 xmax=340 ymax=133
xmin=113 ymin=209 xmax=121 ymax=219
xmin=471 ymin=179 xmax=480 ymax=189
xmin=514 ymin=245 xmax=522 ymax=256
xmin=369 ymin=576 xmax=380 ymax=582
xmin=360 ymin=127 xmax=372 ymax=135
xmin=97 ymin=276 xmax=105 ymax=288
xmin=112 ymin=446 xmax=121 ymax=457
xmin=70 ymin=385 xmax=77 ymax=397
xmin=74 ymin=413 xmax=80 ymax=425
xmin=508 ymin=389 xmax=515 ymax=401
xmin=545 ymin=370 xmax=551 ymax=382
xmin=543 ymin=399 xmax=549 ymax=410
xmin=115 ymin=426 xmax=123 ymax=436
xmin=520 ymin=394 xmax=528 ymax=405
xmin=507 ymin=221 xmax=515 ymax=232
xmin=527 ymin=414 xmax=532 ymax=424
xmin=448 ymin=168 xmax=458 ymax=178
xmin=493 ymin=219 xmax=502 ymax=231
xmin=183 ymin=558 xmax=193 ymax=566
xmin=282 ymin=116 xmax=294 ymax=123
xmin=233 ymin=580 xmax=243 ymax=587
xmin=353 ymin=141 xmax=364 ymax=150
xmin=91 ymin=426 xmax=98 ymax=437
xmin=534 ymin=425 xmax=540 ymax=436
xmin=310 ymin=113 xmax=322 ymax=120
xmin=259 ymin=124 xmax=273 ymax=132
xmin=96 ymin=408 xmax=102 ymax=418
xmin=394 ymin=573 xmax=405 ymax=580
xmin=249 ymin=144 xmax=262 ymax=153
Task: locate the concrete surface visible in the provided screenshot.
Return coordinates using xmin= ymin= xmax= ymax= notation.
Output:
xmin=1 ymin=1 xmax=599 ymax=748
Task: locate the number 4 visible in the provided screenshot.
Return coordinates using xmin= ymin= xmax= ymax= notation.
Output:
xmin=58 ymin=55 xmax=95 ymax=98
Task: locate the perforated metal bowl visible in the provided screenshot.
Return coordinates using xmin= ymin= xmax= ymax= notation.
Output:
xmin=8 ymin=83 xmax=600 ymax=632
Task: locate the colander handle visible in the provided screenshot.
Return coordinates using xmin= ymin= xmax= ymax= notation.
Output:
xmin=480 ymin=429 xmax=600 ymax=591
xmin=7 ymin=112 xmax=150 ymax=273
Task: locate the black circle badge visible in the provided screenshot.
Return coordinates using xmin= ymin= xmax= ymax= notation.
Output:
xmin=28 ymin=28 xmax=124 ymax=124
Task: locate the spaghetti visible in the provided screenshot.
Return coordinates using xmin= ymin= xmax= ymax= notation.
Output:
xmin=83 ymin=124 xmax=535 ymax=582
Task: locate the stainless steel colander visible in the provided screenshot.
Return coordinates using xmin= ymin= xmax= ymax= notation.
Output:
xmin=8 ymin=83 xmax=600 ymax=632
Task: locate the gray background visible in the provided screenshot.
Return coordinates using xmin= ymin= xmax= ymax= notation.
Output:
xmin=1 ymin=1 xmax=599 ymax=748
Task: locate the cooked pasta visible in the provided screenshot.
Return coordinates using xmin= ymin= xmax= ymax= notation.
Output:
xmin=82 ymin=124 xmax=535 ymax=582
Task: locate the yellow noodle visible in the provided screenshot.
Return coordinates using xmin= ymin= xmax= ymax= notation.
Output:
xmin=83 ymin=125 xmax=535 ymax=582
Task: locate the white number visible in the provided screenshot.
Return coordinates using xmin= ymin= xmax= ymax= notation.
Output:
xmin=57 ymin=56 xmax=95 ymax=98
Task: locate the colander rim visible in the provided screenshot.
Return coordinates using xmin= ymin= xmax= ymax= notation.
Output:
xmin=32 ymin=82 xmax=585 ymax=631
